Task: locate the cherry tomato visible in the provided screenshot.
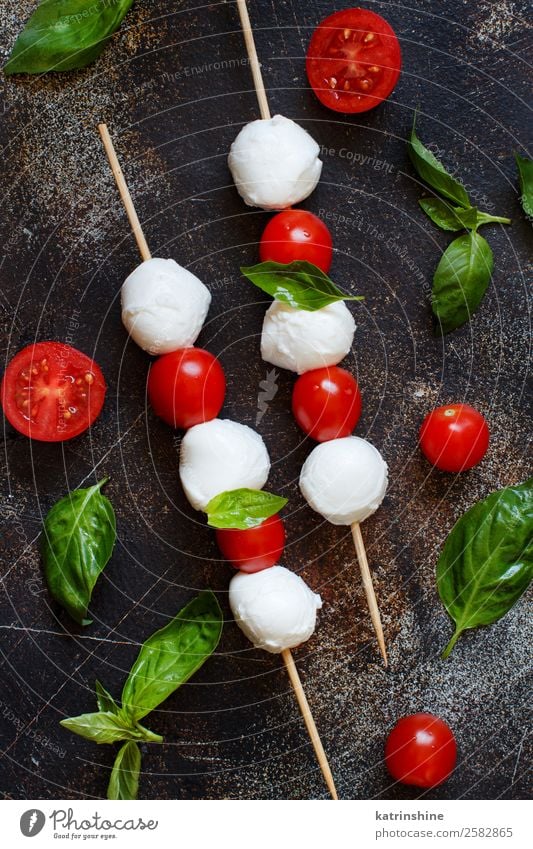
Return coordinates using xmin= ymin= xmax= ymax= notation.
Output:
xmin=419 ymin=403 xmax=489 ymax=473
xmin=147 ymin=347 xmax=225 ymax=430
xmin=1 ymin=341 xmax=106 ymax=442
xmin=216 ymin=514 xmax=285 ymax=573
xmin=306 ymin=8 xmax=402 ymax=113
xmin=292 ymin=366 xmax=362 ymax=441
xmin=385 ymin=713 xmax=457 ymax=788
xmin=259 ymin=210 xmax=333 ymax=273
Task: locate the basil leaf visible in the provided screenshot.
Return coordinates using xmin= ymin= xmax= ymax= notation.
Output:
xmin=42 ymin=479 xmax=116 ymax=625
xmin=408 ymin=121 xmax=470 ymax=207
xmin=474 ymin=211 xmax=512 ymax=228
xmin=437 ymin=479 xmax=533 ymax=658
xmin=240 ymin=260 xmax=363 ymax=311
xmin=206 ymin=488 xmax=287 ymax=530
xmin=120 ymin=590 xmax=223 ymax=723
xmin=419 ymin=198 xmax=479 ymax=231
xmin=5 ymin=0 xmax=135 ymax=75
xmin=515 ymin=153 xmax=533 ymax=221
xmin=60 ymin=711 xmax=142 ymax=745
xmin=107 ymin=742 xmax=141 ymax=800
xmin=432 ymin=231 xmax=493 ymax=334
xmin=95 ymin=680 xmax=119 ymax=715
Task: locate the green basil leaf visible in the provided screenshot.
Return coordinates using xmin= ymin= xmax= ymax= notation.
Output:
xmin=437 ymin=479 xmax=533 ymax=658
xmin=474 ymin=211 xmax=512 ymax=228
xmin=120 ymin=590 xmax=223 ymax=723
xmin=240 ymin=260 xmax=364 ymax=311
xmin=42 ymin=478 xmax=116 ymax=625
xmin=515 ymin=153 xmax=533 ymax=221
xmin=107 ymin=742 xmax=141 ymax=800
xmin=5 ymin=0 xmax=135 ymax=75
xmin=408 ymin=121 xmax=470 ymax=207
xmin=60 ymin=711 xmax=142 ymax=744
xmin=432 ymin=231 xmax=493 ymax=334
xmin=95 ymin=680 xmax=119 ymax=715
xmin=206 ymin=488 xmax=287 ymax=530
xmin=419 ymin=199 xmax=479 ymax=231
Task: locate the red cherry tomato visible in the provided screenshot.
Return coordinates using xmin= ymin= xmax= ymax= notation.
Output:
xmin=215 ymin=514 xmax=285 ymax=573
xmin=1 ymin=342 xmax=106 ymax=442
xmin=147 ymin=347 xmax=225 ymax=429
xmin=419 ymin=403 xmax=489 ymax=473
xmin=259 ymin=210 xmax=333 ymax=273
xmin=306 ymin=8 xmax=402 ymax=113
xmin=292 ymin=366 xmax=362 ymax=442
xmin=385 ymin=713 xmax=457 ymax=788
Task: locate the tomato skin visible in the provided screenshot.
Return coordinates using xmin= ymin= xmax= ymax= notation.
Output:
xmin=259 ymin=210 xmax=333 ymax=273
xmin=385 ymin=713 xmax=457 ymax=788
xmin=1 ymin=341 xmax=106 ymax=442
xmin=292 ymin=366 xmax=362 ymax=442
xmin=306 ymin=8 xmax=402 ymax=114
xmin=147 ymin=348 xmax=226 ymax=429
xmin=215 ymin=515 xmax=285 ymax=573
xmin=419 ymin=404 xmax=489 ymax=473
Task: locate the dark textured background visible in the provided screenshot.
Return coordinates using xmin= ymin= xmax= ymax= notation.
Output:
xmin=0 ymin=0 xmax=531 ymax=801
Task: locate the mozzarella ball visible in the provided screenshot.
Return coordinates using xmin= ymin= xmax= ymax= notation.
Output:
xmin=121 ymin=257 xmax=211 ymax=354
xmin=179 ymin=418 xmax=270 ymax=511
xmin=228 ymin=115 xmax=322 ymax=210
xmin=229 ymin=566 xmax=322 ymax=654
xmin=261 ymin=300 xmax=356 ymax=374
xmin=299 ymin=436 xmax=388 ymax=526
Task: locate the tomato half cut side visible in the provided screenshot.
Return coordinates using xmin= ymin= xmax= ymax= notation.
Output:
xmin=1 ymin=342 xmax=106 ymax=441
xmin=306 ymin=8 xmax=402 ymax=113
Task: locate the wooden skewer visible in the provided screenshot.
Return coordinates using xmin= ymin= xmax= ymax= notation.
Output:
xmin=98 ymin=123 xmax=152 ymax=262
xmin=236 ymin=0 xmax=271 ymax=120
xmin=351 ymin=521 xmax=388 ymax=666
xmin=281 ymin=648 xmax=338 ymax=800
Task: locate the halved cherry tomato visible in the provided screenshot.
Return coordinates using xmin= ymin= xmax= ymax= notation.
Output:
xmin=385 ymin=713 xmax=457 ymax=788
xmin=306 ymin=8 xmax=402 ymax=113
xmin=292 ymin=366 xmax=362 ymax=441
xmin=419 ymin=403 xmax=489 ymax=472
xmin=259 ymin=210 xmax=333 ymax=273
xmin=1 ymin=342 xmax=106 ymax=442
xmin=216 ymin=514 xmax=285 ymax=573
xmin=147 ymin=347 xmax=226 ymax=429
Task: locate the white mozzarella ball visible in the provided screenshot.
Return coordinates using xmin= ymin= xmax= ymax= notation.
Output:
xmin=229 ymin=566 xmax=322 ymax=654
xmin=179 ymin=418 xmax=270 ymax=511
xmin=261 ymin=300 xmax=356 ymax=374
xmin=228 ymin=115 xmax=322 ymax=210
xmin=121 ymin=257 xmax=211 ymax=354
xmin=299 ymin=436 xmax=388 ymax=526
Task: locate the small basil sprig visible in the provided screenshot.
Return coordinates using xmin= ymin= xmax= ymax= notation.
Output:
xmin=515 ymin=154 xmax=533 ymax=221
xmin=5 ymin=0 xmax=135 ymax=75
xmin=408 ymin=119 xmax=510 ymax=334
xmin=61 ymin=590 xmax=222 ymax=799
xmin=42 ymin=479 xmax=116 ymax=625
xmin=206 ymin=488 xmax=287 ymax=530
xmin=437 ymin=479 xmax=533 ymax=658
xmin=241 ymin=260 xmax=363 ymax=312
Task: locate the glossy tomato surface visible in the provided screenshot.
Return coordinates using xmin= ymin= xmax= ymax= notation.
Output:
xmin=259 ymin=210 xmax=333 ymax=273
xmin=385 ymin=713 xmax=457 ymax=788
xmin=292 ymin=366 xmax=362 ymax=441
xmin=215 ymin=514 xmax=285 ymax=573
xmin=147 ymin=347 xmax=226 ymax=429
xmin=419 ymin=403 xmax=489 ymax=472
xmin=1 ymin=341 xmax=106 ymax=442
xmin=306 ymin=8 xmax=402 ymax=113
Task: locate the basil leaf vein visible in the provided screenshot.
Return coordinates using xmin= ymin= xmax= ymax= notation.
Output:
xmin=437 ymin=479 xmax=533 ymax=657
xmin=206 ymin=488 xmax=287 ymax=530
xmin=432 ymin=231 xmax=493 ymax=334
xmin=42 ymin=478 xmax=116 ymax=625
xmin=241 ymin=260 xmax=363 ymax=311
xmin=107 ymin=741 xmax=141 ymax=800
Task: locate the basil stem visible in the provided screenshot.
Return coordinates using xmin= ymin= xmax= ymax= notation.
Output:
xmin=42 ymin=479 xmax=116 ymax=625
xmin=437 ymin=479 xmax=533 ymax=658
xmin=206 ymin=488 xmax=287 ymax=530
xmin=241 ymin=260 xmax=363 ymax=311
xmin=107 ymin=742 xmax=142 ymax=800
xmin=5 ymin=0 xmax=135 ymax=75
xmin=432 ymin=231 xmax=493 ymax=334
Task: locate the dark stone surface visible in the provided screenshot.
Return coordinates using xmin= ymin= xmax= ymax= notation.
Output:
xmin=0 ymin=1 xmax=531 ymax=800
